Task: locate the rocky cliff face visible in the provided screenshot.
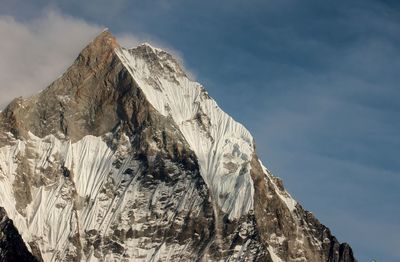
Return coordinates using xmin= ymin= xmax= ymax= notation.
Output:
xmin=0 ymin=207 xmax=38 ymax=261
xmin=0 ymin=31 xmax=356 ymax=262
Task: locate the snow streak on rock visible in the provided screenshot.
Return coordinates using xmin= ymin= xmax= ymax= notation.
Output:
xmin=0 ymin=133 xmax=213 ymax=261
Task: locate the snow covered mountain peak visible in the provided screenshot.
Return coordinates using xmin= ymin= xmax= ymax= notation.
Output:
xmin=0 ymin=30 xmax=357 ymax=262
xmin=115 ymin=41 xmax=256 ymax=220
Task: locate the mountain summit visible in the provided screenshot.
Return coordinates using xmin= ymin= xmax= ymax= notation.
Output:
xmin=0 ymin=31 xmax=356 ymax=261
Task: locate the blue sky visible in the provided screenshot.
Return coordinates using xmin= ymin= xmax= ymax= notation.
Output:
xmin=1 ymin=0 xmax=399 ymax=261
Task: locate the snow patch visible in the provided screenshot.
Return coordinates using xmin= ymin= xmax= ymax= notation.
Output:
xmin=267 ymin=245 xmax=284 ymax=262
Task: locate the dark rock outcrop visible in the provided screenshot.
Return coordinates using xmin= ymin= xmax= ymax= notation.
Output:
xmin=0 ymin=207 xmax=37 ymax=262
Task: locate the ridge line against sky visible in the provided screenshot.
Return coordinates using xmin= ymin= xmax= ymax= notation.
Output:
xmin=0 ymin=1 xmax=399 ymax=261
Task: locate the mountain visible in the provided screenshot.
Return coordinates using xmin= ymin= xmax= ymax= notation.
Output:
xmin=0 ymin=30 xmax=356 ymax=262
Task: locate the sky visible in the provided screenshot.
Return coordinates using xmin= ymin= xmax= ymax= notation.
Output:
xmin=0 ymin=0 xmax=399 ymax=261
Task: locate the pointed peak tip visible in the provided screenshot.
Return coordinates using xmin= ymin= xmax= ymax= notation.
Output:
xmin=95 ymin=28 xmax=115 ymax=40
xmin=90 ymin=29 xmax=119 ymax=49
xmin=136 ymin=42 xmax=164 ymax=54
xmin=141 ymin=42 xmax=154 ymax=48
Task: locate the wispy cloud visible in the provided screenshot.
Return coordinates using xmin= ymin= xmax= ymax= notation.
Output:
xmin=0 ymin=10 xmax=102 ymax=108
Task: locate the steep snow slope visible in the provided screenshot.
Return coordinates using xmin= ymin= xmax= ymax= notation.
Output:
xmin=0 ymin=133 xmax=113 ymax=261
xmin=0 ymin=132 xmax=215 ymax=261
xmin=116 ymin=46 xmax=256 ymax=220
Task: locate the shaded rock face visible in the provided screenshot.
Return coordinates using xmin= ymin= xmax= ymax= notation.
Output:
xmin=0 ymin=31 xmax=122 ymax=142
xmin=0 ymin=207 xmax=37 ymax=262
xmin=0 ymin=31 xmax=356 ymax=262
xmin=250 ymin=155 xmax=356 ymax=262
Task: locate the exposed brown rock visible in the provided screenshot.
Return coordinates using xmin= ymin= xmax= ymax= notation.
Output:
xmin=250 ymin=153 xmax=356 ymax=262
